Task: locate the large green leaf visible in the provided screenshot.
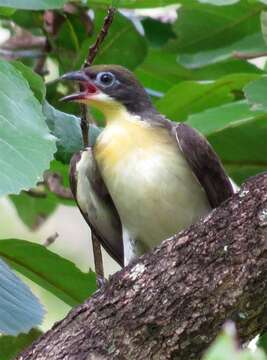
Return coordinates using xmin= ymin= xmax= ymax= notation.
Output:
xmin=12 ymin=61 xmax=45 ymax=102
xmin=0 ymin=329 xmax=42 ymax=360
xmin=0 ymin=60 xmax=56 ymax=197
xmin=168 ymin=1 xmax=263 ymax=54
xmin=244 ymin=77 xmax=267 ymax=111
xmin=43 ymin=102 xmax=83 ymax=164
xmin=0 ymin=259 xmax=44 ymax=336
xmin=136 ymin=48 xmax=262 ymax=92
xmin=156 ymin=81 xmax=231 ymax=121
xmin=156 ymin=73 xmax=258 ymax=121
xmin=0 ymin=0 xmax=68 ymax=10
xmin=77 ymin=11 xmax=147 ymax=70
xmin=136 ymin=49 xmax=191 ymax=92
xmin=186 ymin=100 xmax=267 ymax=184
xmin=179 ymin=32 xmax=267 ymax=69
xmin=0 ymin=239 xmax=97 ymax=307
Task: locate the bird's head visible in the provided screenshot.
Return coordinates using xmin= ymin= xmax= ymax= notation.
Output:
xmin=61 ymin=65 xmax=154 ymax=119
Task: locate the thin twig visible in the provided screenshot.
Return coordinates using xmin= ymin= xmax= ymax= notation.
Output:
xmin=92 ymin=235 xmax=104 ymax=278
xmin=43 ymin=232 xmax=59 ymax=247
xmin=85 ymin=7 xmax=117 ymax=67
xmin=79 ymin=7 xmax=116 ymax=147
xmin=233 ymin=50 xmax=267 ymax=60
xmin=34 ymin=39 xmax=51 ymax=75
xmin=80 ymin=103 xmax=89 ymax=148
xmin=44 ymin=172 xmax=74 ymax=200
xmin=80 ymin=7 xmax=117 ymax=281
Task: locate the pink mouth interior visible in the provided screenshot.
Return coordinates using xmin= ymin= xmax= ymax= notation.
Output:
xmin=81 ymin=81 xmax=98 ymax=95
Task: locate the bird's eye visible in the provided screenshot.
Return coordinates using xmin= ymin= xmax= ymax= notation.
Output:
xmin=96 ymin=72 xmax=115 ymax=87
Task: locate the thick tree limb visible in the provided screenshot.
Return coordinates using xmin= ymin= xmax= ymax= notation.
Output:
xmin=17 ymin=173 xmax=267 ymax=360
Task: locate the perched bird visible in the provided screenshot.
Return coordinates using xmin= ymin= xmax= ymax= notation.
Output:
xmin=62 ymin=65 xmax=234 ymax=267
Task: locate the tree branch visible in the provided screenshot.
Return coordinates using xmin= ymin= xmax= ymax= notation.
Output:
xmin=17 ymin=173 xmax=267 ymax=360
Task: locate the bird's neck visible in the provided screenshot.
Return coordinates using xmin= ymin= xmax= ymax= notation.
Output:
xmin=105 ymin=105 xmax=135 ymax=125
xmin=88 ymin=98 xmax=159 ymax=125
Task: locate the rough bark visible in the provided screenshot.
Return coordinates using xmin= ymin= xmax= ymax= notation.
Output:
xmin=17 ymin=173 xmax=267 ymax=360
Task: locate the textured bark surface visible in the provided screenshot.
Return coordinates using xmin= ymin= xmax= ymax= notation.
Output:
xmin=17 ymin=173 xmax=267 ymax=360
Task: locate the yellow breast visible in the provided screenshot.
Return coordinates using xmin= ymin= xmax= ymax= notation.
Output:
xmin=95 ymin=114 xmax=171 ymax=170
xmin=94 ymin=110 xmax=210 ymax=260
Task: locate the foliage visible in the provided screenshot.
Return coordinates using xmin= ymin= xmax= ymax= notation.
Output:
xmin=0 ymin=0 xmax=266 ymax=358
xmin=0 ymin=259 xmax=44 ymax=336
xmin=0 ymin=239 xmax=96 ymax=307
xmin=202 ymin=323 xmax=267 ymax=360
xmin=0 ymin=329 xmax=42 ymax=360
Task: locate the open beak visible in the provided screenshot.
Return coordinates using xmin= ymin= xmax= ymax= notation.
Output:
xmin=60 ymin=70 xmax=98 ymax=102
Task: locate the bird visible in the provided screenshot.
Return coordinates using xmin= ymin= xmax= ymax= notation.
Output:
xmin=61 ymin=65 xmax=234 ymax=267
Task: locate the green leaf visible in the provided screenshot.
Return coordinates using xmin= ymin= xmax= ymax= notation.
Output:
xmin=261 ymin=11 xmax=267 ymax=45
xmin=258 ymin=332 xmax=267 ymax=355
xmin=186 ymin=100 xmax=267 ymax=184
xmin=10 ymin=191 xmax=59 ymax=229
xmin=196 ymin=0 xmax=239 ymax=4
xmin=10 ymin=9 xmax=43 ymax=29
xmin=49 ymin=159 xmax=72 ymax=188
xmin=202 ymin=323 xmax=267 ymax=360
xmin=156 ymin=81 xmax=231 ymax=121
xmin=0 ymin=239 xmax=97 ymax=307
xmin=9 ymin=161 xmax=74 ymax=229
xmin=135 ymin=48 xmax=191 ymax=92
xmin=136 ymin=48 xmax=262 ymax=93
xmin=244 ymin=76 xmax=267 ymax=111
xmin=43 ymin=102 xmax=83 ymax=164
xmin=10 ymin=160 xmax=74 ymax=229
xmin=156 ymin=73 xmax=258 ymax=121
xmin=0 ymin=59 xmax=56 ymax=197
xmin=0 ymin=0 xmax=68 ymax=10
xmin=50 ymin=13 xmax=89 ymax=74
xmin=169 ymin=1 xmax=263 ymax=54
xmin=0 ymin=6 xmax=15 ymax=15
xmin=178 ymin=32 xmax=267 ymax=69
xmin=0 ymin=259 xmax=44 ymax=336
xmin=0 ymin=329 xmax=42 ymax=360
xmin=142 ymin=18 xmax=176 ymax=47
xmin=77 ymin=11 xmax=147 ymax=70
xmin=89 ymin=0 xmax=179 ymax=8
xmin=12 ymin=61 xmax=45 ymax=102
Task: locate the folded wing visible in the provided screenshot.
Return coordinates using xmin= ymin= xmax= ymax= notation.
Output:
xmin=175 ymin=123 xmax=234 ymax=208
xmin=69 ymin=148 xmax=124 ymax=266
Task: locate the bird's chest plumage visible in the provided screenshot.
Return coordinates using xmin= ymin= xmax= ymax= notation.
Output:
xmin=95 ymin=117 xmax=210 ymax=259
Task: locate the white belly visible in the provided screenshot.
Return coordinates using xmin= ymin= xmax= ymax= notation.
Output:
xmin=95 ymin=124 xmax=211 ymax=262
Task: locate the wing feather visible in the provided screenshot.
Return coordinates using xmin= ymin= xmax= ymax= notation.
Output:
xmin=174 ymin=123 xmax=234 ymax=208
xmin=69 ymin=149 xmax=123 ymax=266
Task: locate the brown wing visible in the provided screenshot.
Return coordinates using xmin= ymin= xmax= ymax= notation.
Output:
xmin=69 ymin=148 xmax=124 ymax=266
xmin=174 ymin=123 xmax=234 ymax=208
